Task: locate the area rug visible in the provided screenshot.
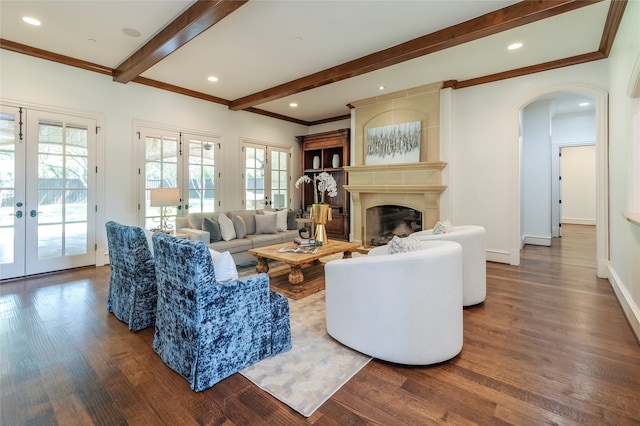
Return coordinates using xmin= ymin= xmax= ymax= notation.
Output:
xmin=239 ymin=290 xmax=372 ymax=417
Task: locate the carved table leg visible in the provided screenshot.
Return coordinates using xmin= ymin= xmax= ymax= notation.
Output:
xmin=255 ymin=256 xmax=269 ymax=273
xmin=288 ymin=264 xmax=304 ymax=285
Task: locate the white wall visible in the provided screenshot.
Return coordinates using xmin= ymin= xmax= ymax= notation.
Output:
xmin=521 ymin=101 xmax=552 ymax=245
xmin=553 ymin=111 xmax=596 ymax=144
xmin=561 ymin=145 xmax=596 ymax=224
xmin=606 ymin=0 xmax=640 ymax=339
xmin=0 ymin=49 xmax=308 ymax=261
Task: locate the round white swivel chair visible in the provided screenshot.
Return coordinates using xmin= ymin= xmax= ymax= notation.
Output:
xmin=412 ymin=225 xmax=486 ymax=306
xmin=325 ymin=240 xmax=463 ymax=365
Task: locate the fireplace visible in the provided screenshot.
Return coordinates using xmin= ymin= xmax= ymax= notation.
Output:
xmin=344 ymin=162 xmax=446 ymax=247
xmin=366 ymin=205 xmax=422 ymax=246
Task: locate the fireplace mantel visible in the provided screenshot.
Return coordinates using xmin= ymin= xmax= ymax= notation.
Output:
xmin=344 ymin=162 xmax=447 ymax=245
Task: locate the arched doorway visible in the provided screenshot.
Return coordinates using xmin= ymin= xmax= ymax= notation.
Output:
xmin=512 ymin=86 xmax=608 ymax=278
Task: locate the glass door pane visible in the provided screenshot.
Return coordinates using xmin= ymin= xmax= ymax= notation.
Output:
xmin=185 ymin=135 xmax=218 ymax=214
xmin=244 ymin=145 xmax=266 ymax=210
xmin=142 ymin=131 xmax=179 ymax=230
xmin=270 ymin=149 xmax=289 ymax=209
xmin=25 ymin=111 xmax=96 ymax=276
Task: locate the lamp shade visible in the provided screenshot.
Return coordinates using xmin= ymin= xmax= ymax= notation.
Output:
xmin=150 ymin=188 xmax=180 ymax=207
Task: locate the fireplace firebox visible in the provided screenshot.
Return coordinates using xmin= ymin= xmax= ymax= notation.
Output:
xmin=366 ymin=205 xmax=422 ymax=246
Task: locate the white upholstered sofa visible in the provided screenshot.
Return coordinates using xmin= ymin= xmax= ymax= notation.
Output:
xmin=412 ymin=225 xmax=486 ymax=306
xmin=325 ymin=240 xmax=463 ymax=365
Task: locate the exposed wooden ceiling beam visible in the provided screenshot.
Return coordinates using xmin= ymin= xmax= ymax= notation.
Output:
xmin=228 ymin=0 xmax=601 ymax=111
xmin=599 ymin=0 xmax=627 ymax=57
xmin=441 ymin=0 xmax=627 ymax=91
xmin=0 ymin=38 xmax=113 ymax=76
xmin=113 ymin=0 xmax=248 ymax=84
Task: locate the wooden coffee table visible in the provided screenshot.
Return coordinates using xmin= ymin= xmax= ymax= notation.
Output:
xmin=249 ymin=240 xmax=361 ymax=285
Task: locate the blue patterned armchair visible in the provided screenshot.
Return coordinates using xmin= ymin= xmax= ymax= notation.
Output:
xmin=105 ymin=221 xmax=157 ymax=331
xmin=151 ymin=232 xmax=292 ymax=392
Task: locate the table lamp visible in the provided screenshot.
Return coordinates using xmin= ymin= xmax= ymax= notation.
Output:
xmin=150 ymin=188 xmax=180 ymax=232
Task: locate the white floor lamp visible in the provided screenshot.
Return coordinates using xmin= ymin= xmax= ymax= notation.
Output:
xmin=150 ymin=188 xmax=180 ymax=233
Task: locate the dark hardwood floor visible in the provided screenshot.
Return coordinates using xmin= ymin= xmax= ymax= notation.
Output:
xmin=1 ymin=224 xmax=639 ymax=425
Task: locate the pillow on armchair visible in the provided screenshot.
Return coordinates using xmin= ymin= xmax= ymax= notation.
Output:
xmin=208 ymin=249 xmax=238 ymax=283
xmin=433 ymin=219 xmax=453 ymax=234
xmin=388 ymin=235 xmax=421 ymax=254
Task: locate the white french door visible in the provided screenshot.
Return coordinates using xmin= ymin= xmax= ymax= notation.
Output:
xmin=242 ymin=141 xmax=291 ymax=210
xmin=0 ymin=106 xmax=97 ymax=280
xmin=138 ymin=126 xmax=220 ymax=229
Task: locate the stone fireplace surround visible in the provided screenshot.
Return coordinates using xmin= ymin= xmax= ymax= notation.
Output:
xmin=345 ymin=82 xmax=447 ymax=247
xmin=345 ymin=162 xmax=446 ymax=247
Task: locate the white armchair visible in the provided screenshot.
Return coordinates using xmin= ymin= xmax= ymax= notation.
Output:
xmin=325 ymin=240 xmax=463 ymax=365
xmin=412 ymin=225 xmax=486 ymax=306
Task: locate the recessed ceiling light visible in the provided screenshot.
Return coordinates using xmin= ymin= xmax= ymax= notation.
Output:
xmin=508 ymin=42 xmax=523 ymax=50
xmin=207 ymin=76 xmax=218 ymax=82
xmin=289 ymin=102 xmax=298 ymax=108
xmin=122 ymin=28 xmax=140 ymax=37
xmin=379 ymin=85 xmax=385 ymax=90
xmin=579 ymin=102 xmax=590 ymax=107
xmin=23 ymin=16 xmax=41 ymax=26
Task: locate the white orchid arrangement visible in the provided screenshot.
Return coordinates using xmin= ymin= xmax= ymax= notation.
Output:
xmin=295 ymin=171 xmax=338 ymax=204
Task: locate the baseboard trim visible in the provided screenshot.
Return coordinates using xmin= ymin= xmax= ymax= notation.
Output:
xmin=608 ymin=264 xmax=640 ymax=344
xmin=562 ymin=218 xmax=596 ymax=225
xmin=486 ymin=250 xmax=510 ymax=264
xmin=522 ymin=236 xmax=552 ymax=246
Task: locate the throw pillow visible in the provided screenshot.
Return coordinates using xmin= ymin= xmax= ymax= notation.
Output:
xmin=287 ymin=210 xmax=298 ymax=230
xmin=208 ymin=249 xmax=238 ymax=283
xmin=388 ymin=235 xmax=421 ymax=254
xmin=433 ymin=219 xmax=453 ymax=234
xmin=231 ymin=211 xmax=257 ymax=235
xmin=187 ymin=213 xmax=209 ymax=230
xmin=232 ymin=215 xmax=247 ymax=239
xmin=255 ymin=213 xmax=278 ymax=234
xmin=202 ymin=217 xmax=222 ymax=243
xmin=218 ymin=213 xmax=236 ymax=241
xmin=265 ymin=210 xmax=288 ymax=232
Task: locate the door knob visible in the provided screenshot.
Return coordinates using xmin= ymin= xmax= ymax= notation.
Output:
xmin=11 ymin=211 xmax=23 ymax=218
xmin=30 ymin=210 xmax=38 ymax=217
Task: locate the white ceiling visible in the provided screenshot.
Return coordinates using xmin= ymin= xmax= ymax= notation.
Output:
xmin=0 ymin=0 xmax=611 ymax=123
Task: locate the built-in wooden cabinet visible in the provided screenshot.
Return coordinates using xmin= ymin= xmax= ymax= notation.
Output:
xmin=296 ymin=129 xmax=350 ymax=241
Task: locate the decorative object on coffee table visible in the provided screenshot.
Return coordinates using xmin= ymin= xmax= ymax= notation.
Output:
xmin=295 ymin=172 xmax=337 ymax=244
xmin=311 ymin=203 xmax=331 ymax=244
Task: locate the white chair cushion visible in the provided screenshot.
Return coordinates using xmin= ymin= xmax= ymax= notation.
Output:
xmin=208 ymin=249 xmax=238 ymax=283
